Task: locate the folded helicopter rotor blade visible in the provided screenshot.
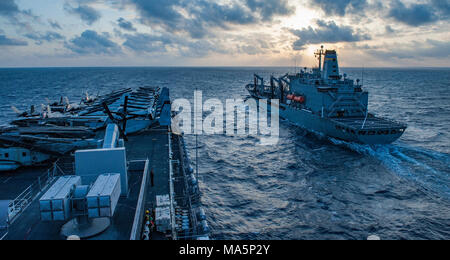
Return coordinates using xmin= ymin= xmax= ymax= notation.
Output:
xmin=102 ymin=101 xmax=128 ymax=141
xmin=102 ymin=102 xmax=116 ymax=123
xmin=11 ymin=106 xmax=22 ymax=115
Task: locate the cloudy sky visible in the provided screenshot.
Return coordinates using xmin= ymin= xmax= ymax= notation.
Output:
xmin=0 ymin=0 xmax=448 ymax=67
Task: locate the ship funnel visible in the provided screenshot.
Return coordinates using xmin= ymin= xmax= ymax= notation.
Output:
xmin=322 ymin=50 xmax=340 ymax=81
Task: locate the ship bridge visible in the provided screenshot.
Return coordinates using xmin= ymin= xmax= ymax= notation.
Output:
xmin=322 ymin=50 xmax=340 ymax=81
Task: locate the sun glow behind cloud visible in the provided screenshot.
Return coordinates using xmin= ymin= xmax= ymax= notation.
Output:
xmin=282 ymin=5 xmax=318 ymax=28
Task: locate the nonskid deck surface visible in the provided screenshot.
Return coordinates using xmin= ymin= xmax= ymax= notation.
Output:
xmin=2 ymin=127 xmax=171 ymax=240
xmin=332 ymin=117 xmax=406 ymax=130
xmin=0 ymin=167 xmax=50 ymax=200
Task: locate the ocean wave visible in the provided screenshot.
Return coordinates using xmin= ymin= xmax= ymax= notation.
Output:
xmin=1 ymin=67 xmax=449 ymax=240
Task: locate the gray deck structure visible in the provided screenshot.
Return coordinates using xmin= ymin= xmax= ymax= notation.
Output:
xmin=126 ymin=127 xmax=171 ymax=240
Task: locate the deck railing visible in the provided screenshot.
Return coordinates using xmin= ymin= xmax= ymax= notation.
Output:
xmin=7 ymin=162 xmax=67 ymax=224
xmin=129 ymin=159 xmax=150 ymax=240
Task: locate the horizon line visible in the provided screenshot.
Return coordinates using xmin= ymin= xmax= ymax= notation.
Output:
xmin=0 ymin=65 xmax=449 ymax=69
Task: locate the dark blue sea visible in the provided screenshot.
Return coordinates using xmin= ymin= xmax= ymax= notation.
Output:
xmin=0 ymin=67 xmax=449 ymax=240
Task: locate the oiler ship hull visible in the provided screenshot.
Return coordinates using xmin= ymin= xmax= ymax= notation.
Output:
xmin=248 ymin=87 xmax=406 ymax=145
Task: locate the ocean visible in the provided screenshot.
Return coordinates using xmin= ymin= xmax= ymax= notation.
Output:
xmin=0 ymin=67 xmax=449 ymax=240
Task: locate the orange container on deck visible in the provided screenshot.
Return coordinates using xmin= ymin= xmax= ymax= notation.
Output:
xmin=294 ymin=96 xmax=305 ymax=103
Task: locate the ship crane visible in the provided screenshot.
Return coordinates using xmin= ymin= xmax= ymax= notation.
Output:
xmin=253 ymin=74 xmax=264 ymax=92
xmin=270 ymin=74 xmax=289 ymax=103
xmin=270 ymin=76 xmax=276 ymax=99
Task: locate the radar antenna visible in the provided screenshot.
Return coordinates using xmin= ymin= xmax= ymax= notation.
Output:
xmin=314 ymin=45 xmax=325 ymax=72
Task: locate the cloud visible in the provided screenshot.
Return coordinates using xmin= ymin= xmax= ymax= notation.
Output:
xmin=0 ymin=0 xmax=20 ymax=17
xmin=366 ymin=39 xmax=450 ymax=60
xmin=233 ymin=34 xmax=275 ymax=55
xmin=129 ymin=0 xmax=250 ymax=38
xmin=430 ymin=0 xmax=450 ymax=19
xmin=178 ymin=39 xmax=230 ymax=57
xmin=238 ymin=44 xmax=268 ymax=55
xmin=122 ymin=31 xmax=230 ymax=57
xmin=65 ymin=4 xmax=101 ymax=25
xmin=0 ymin=0 xmax=38 ymax=29
xmin=388 ymin=0 xmax=438 ymax=26
xmin=65 ymin=30 xmax=121 ymax=54
xmin=0 ymin=34 xmax=27 ymax=46
xmin=117 ymin=18 xmax=136 ymax=31
xmin=309 ymin=0 xmax=368 ymax=17
xmin=25 ymin=31 xmax=65 ymax=45
xmin=416 ymin=40 xmax=450 ymax=58
xmin=187 ymin=0 xmax=257 ymax=26
xmin=127 ymin=0 xmax=294 ymax=38
xmin=385 ymin=25 xmax=395 ymax=34
xmin=309 ymin=0 xmax=449 ymax=26
xmin=244 ymin=0 xmax=294 ymax=22
xmin=291 ymin=20 xmax=371 ymax=50
xmin=123 ymin=33 xmax=168 ymax=53
xmin=130 ymin=0 xmax=181 ymax=27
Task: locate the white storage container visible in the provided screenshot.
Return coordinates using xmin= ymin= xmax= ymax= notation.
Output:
xmin=156 ymin=194 xmax=170 ymax=207
xmin=155 ymin=206 xmax=171 ymax=232
xmin=86 ymin=174 xmax=121 ymax=219
xmin=39 ymin=176 xmax=81 ymax=222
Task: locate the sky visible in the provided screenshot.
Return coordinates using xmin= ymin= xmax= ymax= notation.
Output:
xmin=0 ymin=0 xmax=449 ymax=67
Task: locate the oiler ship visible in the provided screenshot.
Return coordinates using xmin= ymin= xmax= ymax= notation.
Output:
xmin=246 ymin=46 xmax=407 ymax=145
xmin=0 ymin=88 xmax=209 ymax=240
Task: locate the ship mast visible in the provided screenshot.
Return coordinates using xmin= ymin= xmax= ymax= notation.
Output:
xmin=314 ymin=45 xmax=325 ymax=72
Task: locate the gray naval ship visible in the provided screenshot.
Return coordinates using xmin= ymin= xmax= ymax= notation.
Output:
xmin=246 ymin=46 xmax=407 ymax=145
xmin=0 ymin=88 xmax=210 ymax=240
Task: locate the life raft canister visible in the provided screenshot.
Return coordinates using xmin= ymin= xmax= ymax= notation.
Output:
xmin=294 ymin=96 xmax=305 ymax=103
xmin=287 ymin=94 xmax=305 ymax=103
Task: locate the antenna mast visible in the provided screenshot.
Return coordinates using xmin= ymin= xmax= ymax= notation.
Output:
xmin=314 ymin=45 xmax=325 ymax=72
